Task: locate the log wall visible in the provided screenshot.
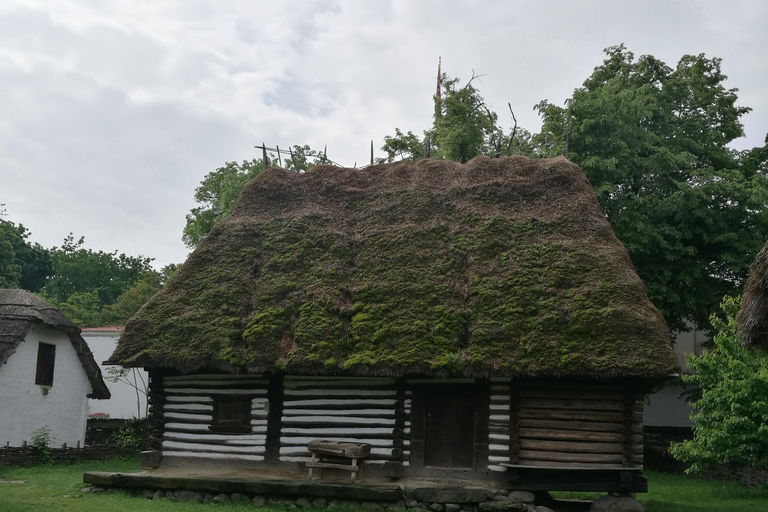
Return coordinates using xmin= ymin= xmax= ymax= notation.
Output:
xmin=161 ymin=374 xmax=269 ymax=462
xmin=513 ymin=382 xmax=643 ymax=469
xmin=278 ymin=376 xmax=407 ymax=465
xmin=488 ymin=379 xmax=512 ymax=472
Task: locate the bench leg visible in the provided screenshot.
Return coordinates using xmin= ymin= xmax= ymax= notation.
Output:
xmin=307 ymin=453 xmax=316 ymax=480
xmin=351 ymin=458 xmax=358 ymax=482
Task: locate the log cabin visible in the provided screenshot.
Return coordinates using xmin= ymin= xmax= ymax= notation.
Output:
xmin=108 ymin=156 xmax=679 ymax=493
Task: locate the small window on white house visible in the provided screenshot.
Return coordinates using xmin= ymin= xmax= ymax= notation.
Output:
xmin=35 ymin=342 xmax=56 ymax=387
xmin=210 ymin=396 xmax=252 ymax=433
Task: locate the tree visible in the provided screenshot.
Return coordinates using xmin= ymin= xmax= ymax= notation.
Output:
xmin=536 ymin=45 xmax=768 ymax=331
xmin=670 ymin=296 xmax=768 ymax=471
xmin=183 ymin=147 xmax=321 ymax=249
xmin=378 ymin=69 xmax=533 ymax=165
xmin=433 ymin=72 xmax=499 ymax=163
xmin=41 ymin=234 xmax=153 ymax=324
xmin=0 ymin=207 xmax=52 ymax=291
xmin=283 ymin=145 xmax=325 ymax=172
xmin=100 ymin=264 xmax=178 ymax=325
xmin=182 ymin=160 xmax=264 ymax=249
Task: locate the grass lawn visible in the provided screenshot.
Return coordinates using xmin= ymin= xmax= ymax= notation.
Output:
xmin=1 ymin=459 xmax=767 ymax=512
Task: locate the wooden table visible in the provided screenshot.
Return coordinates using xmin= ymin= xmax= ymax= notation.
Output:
xmin=306 ymin=440 xmax=371 ymax=483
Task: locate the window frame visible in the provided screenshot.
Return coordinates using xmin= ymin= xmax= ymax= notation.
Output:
xmin=209 ymin=395 xmax=253 ymax=434
xmin=34 ymin=342 xmax=56 ymax=387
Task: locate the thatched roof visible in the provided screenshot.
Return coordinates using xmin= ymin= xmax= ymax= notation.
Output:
xmin=0 ymin=289 xmax=111 ymax=399
xmin=738 ymin=240 xmax=768 ymax=351
xmin=111 ymin=156 xmax=677 ymax=379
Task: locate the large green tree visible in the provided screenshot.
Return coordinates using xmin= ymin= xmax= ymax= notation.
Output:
xmin=182 ymin=147 xmax=323 ymax=249
xmin=0 ymin=208 xmax=52 ymax=291
xmin=536 ymin=45 xmax=768 ymax=330
xmin=42 ymin=234 xmax=153 ymax=315
xmin=182 ymin=159 xmax=264 ymax=249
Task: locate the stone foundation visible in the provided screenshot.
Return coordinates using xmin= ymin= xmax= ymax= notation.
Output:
xmin=81 ymin=484 xmax=555 ymax=512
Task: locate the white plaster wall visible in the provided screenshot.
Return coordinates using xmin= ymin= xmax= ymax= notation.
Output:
xmin=644 ymin=383 xmax=697 ymax=428
xmin=0 ymin=325 xmax=93 ymax=447
xmin=86 ymin=333 xmax=148 ymax=419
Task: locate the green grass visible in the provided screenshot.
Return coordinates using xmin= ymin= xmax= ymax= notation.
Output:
xmin=1 ymin=460 xmax=767 ymax=512
xmin=0 ymin=457 xmax=318 ymax=512
xmin=551 ymin=469 xmax=768 ymax=512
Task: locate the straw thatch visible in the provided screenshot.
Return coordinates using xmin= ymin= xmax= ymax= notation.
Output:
xmin=738 ymin=240 xmax=768 ymax=351
xmin=0 ymin=289 xmax=110 ymax=398
xmin=111 ymin=156 xmax=677 ymax=379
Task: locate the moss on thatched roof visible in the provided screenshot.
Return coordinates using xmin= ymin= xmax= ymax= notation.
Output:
xmin=0 ymin=288 xmax=111 ymax=398
xmin=111 ymin=156 xmax=677 ymax=378
xmin=738 ymin=240 xmax=768 ymax=351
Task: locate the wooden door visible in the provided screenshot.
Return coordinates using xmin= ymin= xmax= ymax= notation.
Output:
xmin=424 ymin=390 xmax=475 ymax=467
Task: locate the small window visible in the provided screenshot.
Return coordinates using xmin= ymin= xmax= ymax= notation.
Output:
xmin=210 ymin=396 xmax=252 ymax=433
xmin=35 ymin=342 xmax=56 ymax=387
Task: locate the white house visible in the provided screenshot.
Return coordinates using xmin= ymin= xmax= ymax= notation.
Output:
xmin=0 ymin=289 xmax=110 ymax=447
xmin=643 ymin=323 xmax=709 ymax=429
xmin=85 ymin=326 xmax=148 ymax=419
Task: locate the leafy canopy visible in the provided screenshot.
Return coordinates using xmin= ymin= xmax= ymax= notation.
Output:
xmin=183 ymin=146 xmax=324 ymax=249
xmin=536 ymin=45 xmax=768 ymax=330
xmin=0 ymin=207 xmax=52 ymax=291
xmin=670 ymin=296 xmax=768 ymax=471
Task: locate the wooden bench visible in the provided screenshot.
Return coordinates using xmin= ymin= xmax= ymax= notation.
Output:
xmin=306 ymin=440 xmax=371 ymax=482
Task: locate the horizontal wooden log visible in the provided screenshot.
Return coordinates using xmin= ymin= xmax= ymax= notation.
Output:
xmin=165 ymin=423 xmax=266 ymax=435
xmin=490 ymin=425 xmax=511 ymax=435
xmin=520 ymin=428 xmax=624 ymax=443
xmin=518 ymin=450 xmax=624 ymax=463
xmin=164 ymin=374 xmax=266 ymax=381
xmin=518 ymin=399 xmax=625 ymax=412
xmin=161 ymin=451 xmax=265 ymax=462
xmin=515 ymin=459 xmax=625 ymax=469
xmin=163 ymin=441 xmax=266 ymax=454
xmin=164 ymin=380 xmax=268 ymax=388
xmin=518 ymin=389 xmax=625 ymax=401
xmin=285 ymin=389 xmax=396 ymax=397
xmin=284 ymin=399 xmax=398 ymax=408
xmin=518 ymin=419 xmax=624 ymax=433
xmin=281 ymin=437 xmax=396 ymax=448
xmin=164 ymin=403 xmax=214 ymax=412
xmin=517 ymin=381 xmax=622 ymax=390
xmin=281 ymin=417 xmax=400 ymax=427
xmin=165 ymin=396 xmax=213 ymax=404
xmin=518 ymin=409 xmax=624 ymax=423
xmin=165 ymin=388 xmax=267 ymax=396
xmin=520 ymin=439 xmax=623 ymax=454
xmin=165 ymin=412 xmax=211 ymax=422
xmin=306 ymin=461 xmax=360 ymax=472
xmin=308 ymin=440 xmax=371 ymax=458
xmin=282 ymin=427 xmax=404 ymax=437
xmin=164 ymin=432 xmax=266 ymax=443
xmin=283 ymin=408 xmax=399 ymax=418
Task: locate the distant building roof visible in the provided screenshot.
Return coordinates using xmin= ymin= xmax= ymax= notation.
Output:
xmin=82 ymin=326 xmax=124 ymax=333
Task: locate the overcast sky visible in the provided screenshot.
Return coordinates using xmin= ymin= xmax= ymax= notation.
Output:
xmin=1 ymin=0 xmax=766 ymax=268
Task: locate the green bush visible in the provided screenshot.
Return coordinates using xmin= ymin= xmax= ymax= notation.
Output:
xmin=670 ymin=296 xmax=768 ymax=472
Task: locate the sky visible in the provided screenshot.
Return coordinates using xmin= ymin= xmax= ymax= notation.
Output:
xmin=1 ymin=0 xmax=767 ymax=268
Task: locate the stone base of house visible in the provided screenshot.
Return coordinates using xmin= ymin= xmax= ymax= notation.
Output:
xmin=82 ymin=470 xmax=558 ymax=511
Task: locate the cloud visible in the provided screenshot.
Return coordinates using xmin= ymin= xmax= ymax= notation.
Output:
xmin=0 ymin=0 xmax=766 ymax=268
